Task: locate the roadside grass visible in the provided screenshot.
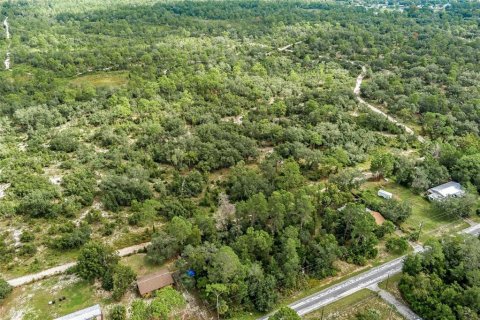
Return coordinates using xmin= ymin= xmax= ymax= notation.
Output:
xmin=378 ymin=272 xmax=404 ymax=302
xmin=303 ymin=288 xmax=404 ymax=320
xmin=69 ymin=71 xmax=128 ymax=88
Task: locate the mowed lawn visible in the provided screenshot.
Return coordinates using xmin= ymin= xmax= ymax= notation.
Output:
xmin=361 ymin=180 xmax=468 ymax=241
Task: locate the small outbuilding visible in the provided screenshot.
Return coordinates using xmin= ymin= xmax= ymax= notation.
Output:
xmin=137 ymin=269 xmax=174 ymax=297
xmin=55 ymin=304 xmax=102 ymax=320
xmin=377 ymin=189 xmax=393 ymax=200
xmin=427 ymin=181 xmax=464 ymax=201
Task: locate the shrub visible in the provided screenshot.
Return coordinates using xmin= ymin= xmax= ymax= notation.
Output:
xmin=0 ymin=278 xmax=12 ymax=300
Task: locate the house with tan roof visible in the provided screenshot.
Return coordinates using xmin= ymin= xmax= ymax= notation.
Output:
xmin=137 ymin=268 xmax=174 ymax=297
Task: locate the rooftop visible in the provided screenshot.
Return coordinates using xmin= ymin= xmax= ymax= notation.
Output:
xmin=54 ymin=304 xmax=102 ymax=320
xmin=137 ymin=269 xmax=174 ymax=296
xmin=428 ymin=181 xmax=463 ymax=197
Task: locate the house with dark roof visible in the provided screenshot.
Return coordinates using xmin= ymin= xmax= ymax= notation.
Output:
xmin=427 ymin=181 xmax=464 ymax=201
xmin=137 ymin=269 xmax=174 ymax=297
xmin=55 ymin=304 xmax=102 ymax=320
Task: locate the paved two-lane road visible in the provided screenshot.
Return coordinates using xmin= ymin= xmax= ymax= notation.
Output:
xmin=259 ymin=223 xmax=479 ymax=319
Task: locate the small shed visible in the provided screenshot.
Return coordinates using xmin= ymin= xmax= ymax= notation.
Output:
xmin=137 ymin=269 xmax=174 ymax=296
xmin=55 ymin=304 xmax=102 ymax=320
xmin=377 ymin=189 xmax=393 ymax=199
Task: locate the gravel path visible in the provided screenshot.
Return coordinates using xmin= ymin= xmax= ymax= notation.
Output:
xmin=369 ymin=283 xmax=423 ymax=320
xmin=354 ymin=65 xmax=425 ymax=143
xmin=7 ymin=242 xmax=151 ymax=287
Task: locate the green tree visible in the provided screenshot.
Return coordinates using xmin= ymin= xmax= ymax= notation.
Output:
xmin=206 ymin=283 xmax=230 ymax=319
xmin=112 ymin=265 xmax=136 ymax=301
xmin=109 ymin=305 xmax=126 ymax=320
xmin=75 ymin=241 xmax=119 ymax=282
xmin=432 ymin=194 xmax=477 ymax=218
xmin=274 ymin=158 xmax=304 ymax=190
xmin=386 ymin=237 xmax=409 ymax=254
xmin=270 ymin=307 xmax=301 ymax=320
xmin=370 ymin=153 xmax=395 ymax=178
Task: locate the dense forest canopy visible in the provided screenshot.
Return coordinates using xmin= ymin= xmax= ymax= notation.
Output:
xmin=0 ymin=0 xmax=479 ymax=318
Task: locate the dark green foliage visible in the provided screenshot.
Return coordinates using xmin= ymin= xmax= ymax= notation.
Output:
xmin=400 ymin=236 xmax=480 ymax=320
xmin=355 ymin=308 xmax=381 ymax=320
xmin=226 ymin=163 xmax=270 ymax=201
xmin=168 ymin=170 xmax=205 ymax=197
xmin=75 ymin=241 xmax=119 ymax=282
xmin=0 ymin=278 xmax=12 ymax=300
xmin=112 ymin=265 xmax=136 ymax=301
xmin=385 ymin=237 xmax=409 ymax=254
xmin=370 ymin=152 xmax=395 ymax=178
xmin=432 ymin=194 xmax=477 ymax=218
xmin=381 ymin=199 xmax=412 ymax=225
xmin=20 ymin=231 xmax=35 ymax=243
xmin=51 ymin=224 xmax=91 ymax=250
xmin=62 ymin=169 xmax=96 ymax=206
xmin=101 ymin=175 xmax=152 ymax=211
xmin=50 ymin=132 xmax=79 ymax=152
xmin=16 ymin=190 xmax=58 ymax=218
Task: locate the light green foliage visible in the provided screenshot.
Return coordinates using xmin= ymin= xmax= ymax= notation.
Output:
xmin=149 ymin=287 xmax=186 ymax=319
xmin=109 ymin=305 xmax=126 ymax=320
xmin=370 ymin=153 xmax=395 ymax=178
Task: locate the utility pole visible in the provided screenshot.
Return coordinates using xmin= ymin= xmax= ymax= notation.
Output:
xmin=320 ymin=307 xmax=325 ymax=320
xmin=418 ymin=222 xmax=424 ymax=240
xmin=385 ymin=273 xmax=390 ymax=290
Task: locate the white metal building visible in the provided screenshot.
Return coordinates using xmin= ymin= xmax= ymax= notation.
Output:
xmin=427 ymin=181 xmax=464 ymax=201
xmin=54 ymin=304 xmax=102 ymax=320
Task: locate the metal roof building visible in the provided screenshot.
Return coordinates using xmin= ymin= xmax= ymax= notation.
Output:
xmin=54 ymin=304 xmax=102 ymax=320
xmin=427 ymin=181 xmax=464 ymax=201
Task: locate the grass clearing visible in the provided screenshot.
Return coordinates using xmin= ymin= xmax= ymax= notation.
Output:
xmin=304 ymin=288 xmax=404 ymax=320
xmin=69 ymin=71 xmax=128 ymax=88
